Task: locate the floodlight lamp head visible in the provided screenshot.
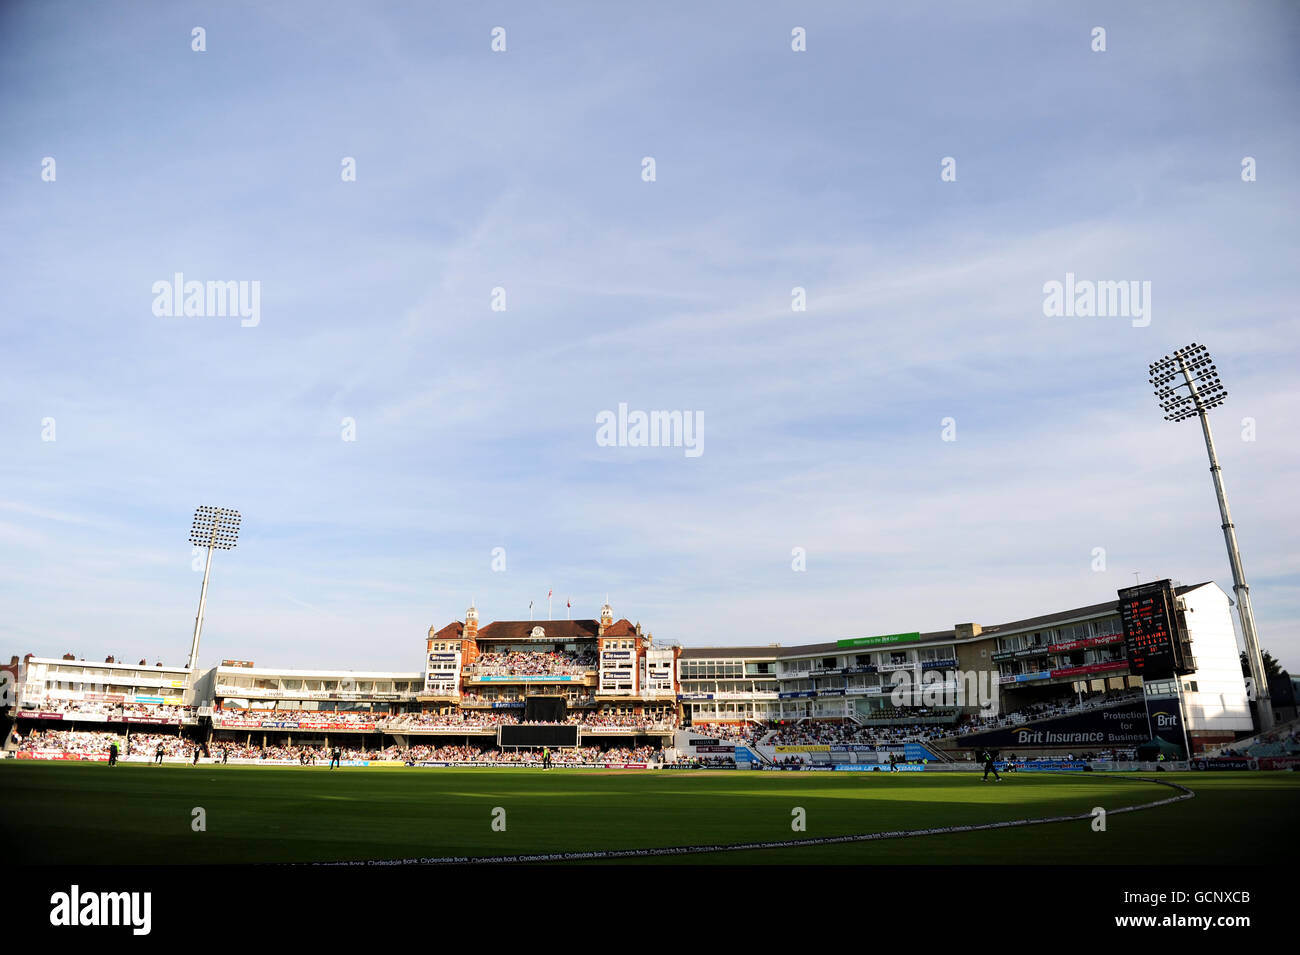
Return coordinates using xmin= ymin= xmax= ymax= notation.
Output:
xmin=188 ymin=506 xmax=242 ymax=550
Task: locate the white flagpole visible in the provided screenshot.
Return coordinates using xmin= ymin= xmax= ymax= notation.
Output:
xmin=548 ymin=591 xmax=552 ymax=621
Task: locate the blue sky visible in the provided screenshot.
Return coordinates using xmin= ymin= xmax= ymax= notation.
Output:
xmin=1 ymin=1 xmax=1297 ymax=672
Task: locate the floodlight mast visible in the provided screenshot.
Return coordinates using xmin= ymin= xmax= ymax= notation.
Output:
xmin=1149 ymin=345 xmax=1271 ymax=731
xmin=187 ymin=507 xmax=241 ymax=673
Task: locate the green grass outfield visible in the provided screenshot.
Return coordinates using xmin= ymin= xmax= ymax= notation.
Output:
xmin=1 ymin=762 xmax=1295 ymax=864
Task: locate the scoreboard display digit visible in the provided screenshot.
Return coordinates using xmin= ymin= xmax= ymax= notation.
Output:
xmin=1117 ymin=579 xmax=1184 ymax=679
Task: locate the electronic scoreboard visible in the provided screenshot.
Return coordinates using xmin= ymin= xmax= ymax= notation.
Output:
xmin=1117 ymin=579 xmax=1190 ymax=679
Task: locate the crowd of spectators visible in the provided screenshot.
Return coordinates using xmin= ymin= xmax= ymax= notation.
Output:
xmin=461 ymin=692 xmax=597 ymax=706
xmin=208 ymin=708 xmax=677 ymax=730
xmin=380 ymin=709 xmax=675 ymax=730
xmin=17 ymin=698 xmax=194 ymax=721
xmin=389 ymin=744 xmax=484 ymax=761
xmin=1085 ymin=749 xmax=1139 ymax=761
xmin=387 ymin=744 xmax=660 ymax=764
xmin=666 ymin=753 xmax=737 ymax=768
xmin=382 ymin=711 xmax=518 ymax=728
xmin=214 ymin=708 xmax=388 ymax=725
xmin=208 ymin=742 xmax=263 ymax=759
xmin=465 ymin=650 xmax=597 ymax=676
xmin=689 ymin=722 xmax=766 ymax=746
xmin=582 ymin=711 xmax=677 ymax=729
xmin=7 ymin=729 xmax=664 ymax=765
xmin=22 ymin=699 xmax=117 ymax=717
xmin=963 ymin=750 xmax=1133 ymax=762
xmin=955 ymin=689 xmax=1142 ymax=735
xmin=1218 ymin=727 xmax=1300 ymax=758
xmin=763 ymin=720 xmax=947 ymax=746
xmin=121 ymin=703 xmax=189 ymax=720
xmin=126 ymin=733 xmax=190 ymax=756
xmin=13 ymin=729 xmax=125 ymax=755
xmin=211 ymin=744 xmax=383 ymax=761
xmin=857 ymin=706 xmax=959 ymax=725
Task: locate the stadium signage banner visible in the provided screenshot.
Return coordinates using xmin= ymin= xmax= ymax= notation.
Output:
xmin=1049 ymin=661 xmax=1127 ymax=679
xmin=1191 ymin=757 xmax=1255 ymax=771
xmin=834 ymin=763 xmax=925 ymax=772
xmin=1048 ymin=633 xmax=1123 ymax=653
xmin=836 ymin=632 xmax=922 ymax=649
xmin=582 ymin=725 xmax=641 ymax=734
xmin=1089 ymin=760 xmax=1190 ymax=772
xmin=475 ymin=675 xmax=577 ymax=682
xmin=995 ymin=635 xmax=1124 ymax=661
xmin=411 ymin=761 xmax=652 ymax=770
xmin=297 ymin=721 xmax=377 ymax=731
xmin=953 ymin=703 xmax=1148 ymax=748
xmin=993 ymin=647 xmax=1052 ymax=662
xmin=998 ymin=670 xmax=1052 ymax=684
xmin=133 ymin=695 xmax=185 ymax=706
xmin=695 ymin=745 xmax=734 ymax=754
xmin=1144 ymin=697 xmax=1186 ymax=751
xmin=1256 ymin=756 xmax=1300 ymax=770
xmin=770 ymin=764 xmax=835 ymax=771
xmin=214 ymin=717 xmax=381 ymax=730
xmin=16 ymin=752 xmax=106 ymax=761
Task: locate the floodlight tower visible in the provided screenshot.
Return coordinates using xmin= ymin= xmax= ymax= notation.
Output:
xmin=187 ymin=506 xmax=242 ymax=673
xmin=1148 ymin=344 xmax=1271 ymax=730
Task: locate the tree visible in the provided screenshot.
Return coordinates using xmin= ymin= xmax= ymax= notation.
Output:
xmin=1240 ymin=650 xmax=1288 ymax=680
